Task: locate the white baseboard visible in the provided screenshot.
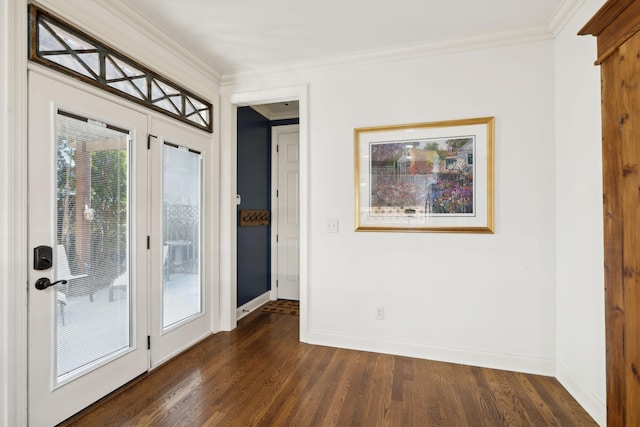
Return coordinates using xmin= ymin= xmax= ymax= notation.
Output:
xmin=307 ymin=329 xmax=555 ymax=376
xmin=556 ymin=363 xmax=606 ymax=426
xmin=236 ymin=291 xmax=272 ymax=320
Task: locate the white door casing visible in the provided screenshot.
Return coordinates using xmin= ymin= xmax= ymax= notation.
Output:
xmin=272 ymin=125 xmax=300 ymax=301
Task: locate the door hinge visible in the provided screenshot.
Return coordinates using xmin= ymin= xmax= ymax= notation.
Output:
xmin=276 ymin=235 xmax=279 ymax=243
xmin=276 ymin=145 xmax=279 ymax=153
xmin=147 ymin=236 xmax=150 ymax=249
xmin=147 ymin=134 xmax=157 ymax=150
xmin=147 ymin=335 xmax=151 ymax=350
xmin=276 ymin=190 xmax=279 ymax=198
xmin=276 ymin=279 xmax=279 ymax=288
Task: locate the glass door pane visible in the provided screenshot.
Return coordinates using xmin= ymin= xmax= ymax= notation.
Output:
xmin=55 ymin=111 xmax=131 ymax=382
xmin=162 ymin=143 xmax=202 ymax=329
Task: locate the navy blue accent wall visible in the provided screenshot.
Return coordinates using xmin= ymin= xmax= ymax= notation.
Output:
xmin=237 ymin=107 xmax=272 ymax=307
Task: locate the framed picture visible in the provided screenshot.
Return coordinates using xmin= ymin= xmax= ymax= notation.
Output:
xmin=354 ymin=117 xmax=494 ymax=233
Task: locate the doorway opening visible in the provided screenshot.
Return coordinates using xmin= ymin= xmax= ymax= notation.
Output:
xmin=236 ymin=102 xmax=300 ymax=318
xmin=228 ymin=85 xmax=308 ymax=341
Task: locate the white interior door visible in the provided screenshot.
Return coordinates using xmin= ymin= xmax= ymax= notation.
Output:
xmin=273 ymin=125 xmax=300 ymax=300
xmin=27 ymin=72 xmax=149 ymax=427
xmin=148 ymin=117 xmax=213 ymax=367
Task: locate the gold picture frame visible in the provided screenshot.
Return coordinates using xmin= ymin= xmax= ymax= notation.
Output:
xmin=354 ymin=117 xmax=494 ymax=233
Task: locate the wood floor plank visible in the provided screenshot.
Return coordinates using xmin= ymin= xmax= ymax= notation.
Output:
xmin=360 ymin=353 xmax=394 ymax=426
xmin=454 ymin=364 xmax=494 ymax=426
xmin=255 ymin=344 xmax=326 ymax=426
xmin=513 ymin=372 xmax=561 ymax=426
xmin=482 ymin=369 xmax=536 ymax=425
xmin=60 ymin=310 xmax=597 ymax=427
xmin=528 ymin=374 xmax=598 ymax=426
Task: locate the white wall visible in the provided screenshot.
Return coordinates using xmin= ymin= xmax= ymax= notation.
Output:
xmin=310 ymin=44 xmax=559 ymax=373
xmin=224 ymin=38 xmax=558 ymax=375
xmin=554 ymin=0 xmax=607 ymax=424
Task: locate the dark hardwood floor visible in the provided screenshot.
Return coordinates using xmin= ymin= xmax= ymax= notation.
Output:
xmin=61 ymin=309 xmax=597 ymax=426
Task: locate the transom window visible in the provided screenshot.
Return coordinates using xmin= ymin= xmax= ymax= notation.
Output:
xmin=28 ymin=5 xmax=213 ymax=133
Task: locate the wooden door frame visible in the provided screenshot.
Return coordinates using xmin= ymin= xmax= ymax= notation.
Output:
xmin=580 ymin=0 xmax=640 ymax=424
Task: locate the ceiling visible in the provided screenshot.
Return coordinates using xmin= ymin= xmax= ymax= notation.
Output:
xmin=115 ymin=0 xmax=573 ymax=78
xmin=251 ymin=101 xmax=300 ymax=120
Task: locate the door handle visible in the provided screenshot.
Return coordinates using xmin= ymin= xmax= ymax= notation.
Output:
xmin=35 ymin=277 xmax=67 ymax=290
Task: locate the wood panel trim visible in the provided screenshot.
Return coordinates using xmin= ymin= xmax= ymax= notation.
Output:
xmin=581 ymin=2 xmax=640 ymax=424
xmin=579 ymin=0 xmax=633 ymax=36
xmin=618 ymin=32 xmax=640 ymax=426
xmin=600 ymin=56 xmax=626 ymax=427
xmin=579 ymin=0 xmax=640 ymax=64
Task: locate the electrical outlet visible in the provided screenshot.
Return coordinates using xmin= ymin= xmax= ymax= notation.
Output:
xmin=325 ymin=218 xmax=339 ymax=233
xmin=375 ymin=305 xmax=385 ymax=320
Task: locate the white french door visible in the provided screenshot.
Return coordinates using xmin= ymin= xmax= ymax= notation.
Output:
xmin=27 ymin=72 xmax=214 ymax=425
xmin=28 ymin=72 xmax=149 ymax=427
xmin=148 ymin=117 xmax=212 ymax=367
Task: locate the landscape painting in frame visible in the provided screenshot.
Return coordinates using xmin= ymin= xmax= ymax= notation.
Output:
xmin=354 ymin=117 xmax=494 ymax=233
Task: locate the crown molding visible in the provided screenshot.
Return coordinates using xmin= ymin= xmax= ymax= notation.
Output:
xmin=548 ymin=0 xmax=586 ymax=36
xmin=221 ymin=26 xmax=554 ymax=86
xmin=38 ymin=0 xmax=587 ymax=90
xmin=95 ymin=0 xmax=222 ymax=85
